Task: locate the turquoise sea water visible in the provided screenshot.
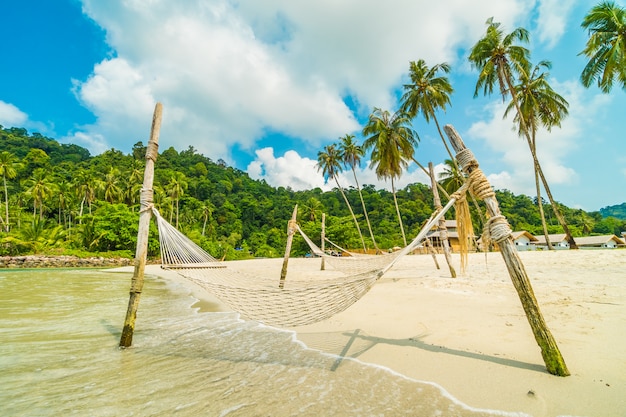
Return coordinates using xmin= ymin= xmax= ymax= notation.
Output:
xmin=0 ymin=269 xmax=522 ymax=416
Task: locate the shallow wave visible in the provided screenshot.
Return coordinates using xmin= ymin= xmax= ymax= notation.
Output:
xmin=0 ymin=269 xmax=525 ymax=417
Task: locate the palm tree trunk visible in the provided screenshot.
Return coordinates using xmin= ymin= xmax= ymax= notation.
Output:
xmin=391 ymin=177 xmax=407 ymax=246
xmin=535 ymin=166 xmax=553 ymax=250
xmin=534 ymin=160 xmax=578 ymax=248
xmin=175 ymin=199 xmax=180 ymax=228
xmin=504 ymin=76 xmax=577 ymax=249
xmin=3 ymin=176 xmax=9 ymax=232
xmin=433 ymin=115 xmax=456 ymax=163
xmin=351 ymin=168 xmax=379 ymax=253
xmin=334 ymin=177 xmax=367 ymax=252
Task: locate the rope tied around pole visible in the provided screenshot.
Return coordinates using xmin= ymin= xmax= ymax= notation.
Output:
xmin=481 ymin=215 xmax=513 ymax=251
xmin=146 ymin=143 xmax=159 ymax=162
xmin=287 ymin=219 xmax=298 ymax=235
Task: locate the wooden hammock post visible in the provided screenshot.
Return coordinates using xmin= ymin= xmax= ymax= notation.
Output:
xmin=279 ymin=205 xmax=298 ymax=288
xmin=119 ymin=102 xmax=163 ymax=348
xmin=424 ymin=238 xmax=440 ymax=269
xmin=444 ymin=124 xmax=569 ymax=376
xmin=429 ymin=162 xmax=456 ymax=278
xmin=320 ymin=213 xmax=326 ymax=271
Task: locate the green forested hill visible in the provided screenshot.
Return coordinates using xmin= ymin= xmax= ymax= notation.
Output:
xmin=600 ymin=203 xmax=626 ymax=220
xmin=0 ymin=126 xmax=624 ymax=259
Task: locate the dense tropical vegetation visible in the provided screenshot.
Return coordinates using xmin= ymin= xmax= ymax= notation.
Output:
xmin=0 ymin=127 xmax=623 ymax=261
xmin=1 ymin=4 xmax=623 ymax=260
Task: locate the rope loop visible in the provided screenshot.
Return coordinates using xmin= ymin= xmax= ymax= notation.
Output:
xmin=485 ymin=215 xmax=512 ymax=244
xmin=287 ymin=219 xmax=298 ymax=234
xmin=146 ymin=143 xmax=158 ymax=162
xmin=467 ymin=168 xmax=495 ymax=201
xmin=456 ymin=149 xmax=475 ymax=170
xmin=139 ymin=188 xmax=154 ymax=213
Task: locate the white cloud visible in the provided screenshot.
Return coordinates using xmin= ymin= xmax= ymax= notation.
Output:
xmin=535 ymin=0 xmax=577 ymax=48
xmin=466 ymin=77 xmax=616 ymax=200
xmin=71 ymin=0 xmax=529 ymax=158
xmin=0 ymin=101 xmax=28 ymax=127
xmin=247 ymin=147 xmax=325 ymax=190
xmin=248 ymin=146 xmax=442 ymax=194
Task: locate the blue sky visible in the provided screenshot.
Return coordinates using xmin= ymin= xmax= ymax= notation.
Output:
xmin=0 ymin=0 xmax=624 ymax=212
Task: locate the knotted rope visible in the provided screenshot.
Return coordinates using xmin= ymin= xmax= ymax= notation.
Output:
xmin=456 ymin=147 xmax=512 ymax=252
xmin=139 ymin=188 xmax=154 ymax=213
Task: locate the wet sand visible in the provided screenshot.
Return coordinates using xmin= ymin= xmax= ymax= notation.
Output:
xmin=141 ymin=249 xmax=626 ymax=416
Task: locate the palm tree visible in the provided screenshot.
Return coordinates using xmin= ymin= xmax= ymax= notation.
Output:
xmin=338 ymin=134 xmax=379 ymax=252
xmin=401 ymin=59 xmax=456 ymax=160
xmin=504 ymin=60 xmax=570 ymax=249
xmin=300 ymin=197 xmax=323 ymax=223
xmin=469 ymin=18 xmax=578 ymax=249
xmin=438 ymin=158 xmax=465 ymax=195
xmin=101 ymin=167 xmax=122 ymax=204
xmin=56 ymin=180 xmax=73 ymax=228
xmin=23 ymin=168 xmax=55 ymax=219
xmin=580 ymin=1 xmax=626 ymax=93
xmin=166 ymin=172 xmax=188 ymax=228
xmin=316 ymin=144 xmax=367 ymax=252
xmin=200 ymin=202 xmax=214 ymax=236
xmin=75 ymin=169 xmax=96 ymax=219
xmin=362 ymin=108 xmax=418 ymax=246
xmin=0 ymin=151 xmax=21 ymax=231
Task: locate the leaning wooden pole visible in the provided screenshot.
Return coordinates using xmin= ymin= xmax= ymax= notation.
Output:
xmin=429 ymin=162 xmax=456 ymax=278
xmin=119 ymin=102 xmax=163 ymax=348
xmin=320 ymin=213 xmax=326 ymax=271
xmin=279 ymin=205 xmax=298 ymax=288
xmin=444 ymin=124 xmax=569 ymax=376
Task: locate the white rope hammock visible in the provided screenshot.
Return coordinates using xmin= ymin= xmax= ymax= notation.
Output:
xmin=296 ymin=226 xmax=405 ymax=276
xmin=152 ymin=197 xmax=456 ymax=327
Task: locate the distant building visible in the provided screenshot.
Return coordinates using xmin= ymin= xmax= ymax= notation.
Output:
xmin=575 ymin=235 xmax=624 ymax=249
xmin=534 ymin=234 xmax=570 ymax=250
xmin=425 ymin=219 xmax=475 ymax=253
xmin=476 ymin=230 xmax=538 ymax=251
xmin=511 ymin=231 xmax=539 ymax=251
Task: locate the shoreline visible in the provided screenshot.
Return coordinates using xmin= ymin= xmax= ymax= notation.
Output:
xmin=0 ymin=255 xmax=134 ymax=268
xmin=124 ymin=250 xmax=624 ymax=416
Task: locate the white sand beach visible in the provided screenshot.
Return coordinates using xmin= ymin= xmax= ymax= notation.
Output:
xmin=143 ymin=249 xmax=625 ymax=417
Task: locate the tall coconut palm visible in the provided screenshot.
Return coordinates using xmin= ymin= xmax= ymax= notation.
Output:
xmin=362 ymin=108 xmax=418 ymax=246
xmin=75 ymin=169 xmax=96 ymax=219
xmin=580 ymin=1 xmax=626 ymax=93
xmin=301 ymin=197 xmax=323 ymax=223
xmin=401 ymin=59 xmax=456 ymax=161
xmin=166 ymin=172 xmax=188 ymax=228
xmin=400 ymin=60 xmax=487 ymax=225
xmin=338 ymin=134 xmax=379 ymax=252
xmin=504 ymin=60 xmax=570 ymax=249
xmin=316 ymin=144 xmax=367 ymax=252
xmin=0 ymin=151 xmax=21 ymax=231
xmin=438 ymin=158 xmax=465 ymax=195
xmin=200 ymin=202 xmax=214 ymax=237
xmin=101 ymin=167 xmax=122 ymax=204
xmin=469 ymin=18 xmax=578 ymax=249
xmin=23 ymin=168 xmax=55 ymax=219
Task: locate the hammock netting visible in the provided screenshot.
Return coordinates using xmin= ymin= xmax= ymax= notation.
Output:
xmin=296 ymin=225 xmax=405 ymax=276
xmin=153 ymin=198 xmax=455 ymax=327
